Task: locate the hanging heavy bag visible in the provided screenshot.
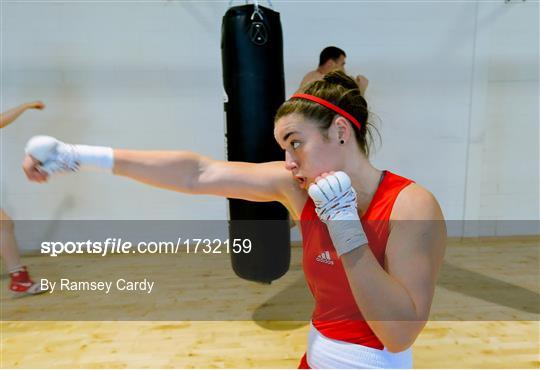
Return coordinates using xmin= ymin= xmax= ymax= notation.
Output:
xmin=221 ymin=4 xmax=290 ymax=283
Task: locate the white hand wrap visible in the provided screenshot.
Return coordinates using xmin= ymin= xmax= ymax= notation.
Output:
xmin=308 ymin=171 xmax=368 ymax=256
xmin=25 ymin=135 xmax=114 ymax=175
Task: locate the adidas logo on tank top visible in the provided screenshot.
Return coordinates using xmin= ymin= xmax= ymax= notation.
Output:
xmin=316 ymin=251 xmax=334 ymax=265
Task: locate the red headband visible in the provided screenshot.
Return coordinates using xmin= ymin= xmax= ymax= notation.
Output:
xmin=290 ymin=93 xmax=361 ymax=129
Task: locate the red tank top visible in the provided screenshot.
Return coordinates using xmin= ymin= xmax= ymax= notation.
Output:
xmin=300 ymin=171 xmax=414 ymax=349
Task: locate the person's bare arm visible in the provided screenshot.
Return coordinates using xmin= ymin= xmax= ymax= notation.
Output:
xmin=341 ymin=184 xmax=446 ymax=352
xmin=23 ymin=148 xmax=295 ymax=205
xmin=354 ymin=75 xmax=369 ymax=96
xmin=1 ymin=101 xmax=45 ymax=129
xmin=112 ymin=150 xmax=293 ymax=203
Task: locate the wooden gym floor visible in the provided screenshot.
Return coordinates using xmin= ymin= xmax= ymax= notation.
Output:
xmin=1 ymin=236 xmax=538 ymax=368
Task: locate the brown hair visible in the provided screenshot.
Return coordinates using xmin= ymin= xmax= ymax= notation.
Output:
xmin=275 ymin=70 xmax=379 ymax=157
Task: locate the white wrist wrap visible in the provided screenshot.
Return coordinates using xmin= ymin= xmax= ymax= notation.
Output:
xmin=308 ymin=171 xmax=368 ymax=256
xmin=25 ymin=135 xmax=114 ymax=175
xmin=76 ymin=144 xmax=114 ymax=172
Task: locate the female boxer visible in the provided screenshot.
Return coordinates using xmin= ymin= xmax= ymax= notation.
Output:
xmin=23 ymin=71 xmax=446 ymax=368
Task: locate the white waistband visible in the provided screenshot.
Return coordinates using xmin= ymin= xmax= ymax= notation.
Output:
xmin=307 ymin=322 xmax=413 ymax=369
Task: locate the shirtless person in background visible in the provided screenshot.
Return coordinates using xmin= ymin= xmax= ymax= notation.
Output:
xmin=298 ymin=46 xmax=369 ymax=96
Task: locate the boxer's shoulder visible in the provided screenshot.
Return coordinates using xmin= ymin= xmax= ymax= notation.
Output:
xmin=263 ymin=161 xmax=308 ymax=218
xmin=391 ymin=183 xmax=443 ymax=221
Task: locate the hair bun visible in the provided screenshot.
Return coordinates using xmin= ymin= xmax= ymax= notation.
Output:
xmin=323 ymin=70 xmax=358 ymax=91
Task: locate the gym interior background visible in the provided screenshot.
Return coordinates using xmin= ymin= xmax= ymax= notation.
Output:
xmin=1 ymin=1 xmax=538 ymax=368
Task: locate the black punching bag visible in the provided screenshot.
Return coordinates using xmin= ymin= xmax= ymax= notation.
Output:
xmin=221 ymin=4 xmax=290 ymax=283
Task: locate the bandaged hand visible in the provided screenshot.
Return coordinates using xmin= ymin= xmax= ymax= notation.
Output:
xmin=308 ymin=171 xmax=368 ymax=256
xmin=25 ymin=135 xmax=113 ymax=175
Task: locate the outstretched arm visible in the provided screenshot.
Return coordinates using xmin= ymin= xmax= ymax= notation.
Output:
xmin=113 ymin=149 xmax=292 ymax=203
xmin=1 ymin=101 xmax=45 ymax=129
xmin=22 ymin=136 xmax=294 ymax=205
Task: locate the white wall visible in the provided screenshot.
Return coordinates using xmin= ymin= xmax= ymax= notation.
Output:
xmin=463 ymin=1 xmax=539 ymax=235
xmin=1 ymin=1 xmax=538 ymax=237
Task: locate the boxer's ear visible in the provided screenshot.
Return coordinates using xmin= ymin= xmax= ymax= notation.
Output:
xmin=332 ymin=116 xmax=353 ymax=145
